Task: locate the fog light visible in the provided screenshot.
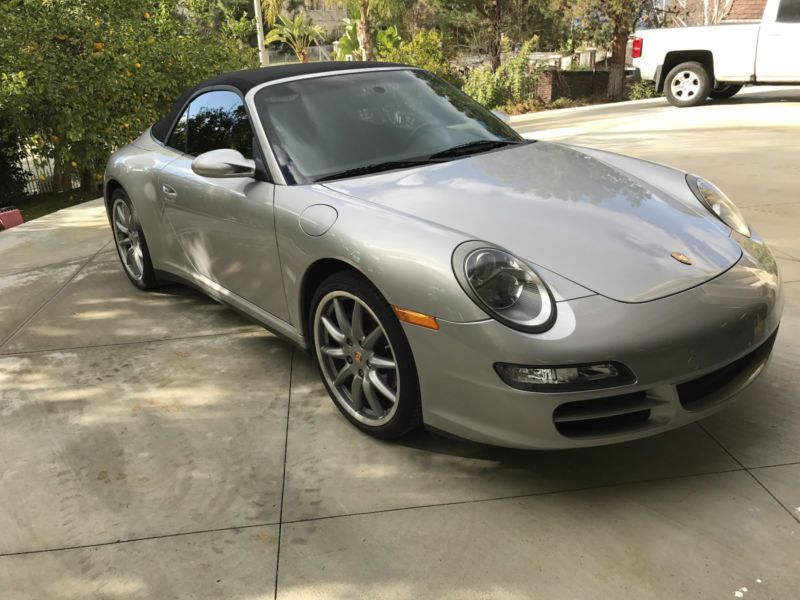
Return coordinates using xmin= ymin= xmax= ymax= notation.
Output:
xmin=494 ymin=361 xmax=635 ymax=392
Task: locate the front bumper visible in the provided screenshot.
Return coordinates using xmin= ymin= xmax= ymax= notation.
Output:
xmin=403 ymin=236 xmax=783 ymax=449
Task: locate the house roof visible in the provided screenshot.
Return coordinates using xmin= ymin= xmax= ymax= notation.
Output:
xmin=151 ymin=62 xmax=406 ymax=143
xmin=723 ymin=0 xmax=767 ymax=21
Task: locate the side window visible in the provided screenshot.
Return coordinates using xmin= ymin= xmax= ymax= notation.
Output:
xmin=777 ymin=0 xmax=800 ymax=21
xmin=167 ymin=108 xmax=188 ymax=153
xmin=186 ymin=90 xmax=254 ymax=158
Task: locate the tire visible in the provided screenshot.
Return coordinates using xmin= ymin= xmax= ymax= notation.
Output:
xmin=309 ymin=271 xmax=422 ymax=440
xmin=109 ymin=187 xmax=158 ymax=290
xmin=709 ymin=83 xmax=742 ymax=100
xmin=664 ymin=61 xmax=711 ymax=107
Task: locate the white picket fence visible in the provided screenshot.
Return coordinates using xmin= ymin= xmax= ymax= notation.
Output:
xmin=17 ymin=149 xmax=80 ymax=196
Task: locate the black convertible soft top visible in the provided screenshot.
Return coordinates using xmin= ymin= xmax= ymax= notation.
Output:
xmin=151 ymin=61 xmax=407 ymax=143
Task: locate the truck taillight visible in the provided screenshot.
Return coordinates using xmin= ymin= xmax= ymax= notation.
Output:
xmin=632 ymin=37 xmax=643 ymax=59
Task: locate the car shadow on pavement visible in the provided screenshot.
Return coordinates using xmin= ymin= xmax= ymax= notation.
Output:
xmin=709 ymin=92 xmax=800 ymax=106
xmin=394 ymin=417 xmax=739 ymax=484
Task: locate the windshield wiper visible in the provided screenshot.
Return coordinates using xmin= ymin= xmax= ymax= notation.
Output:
xmin=314 ymin=159 xmax=438 ymax=183
xmin=427 ymin=139 xmax=527 ymax=160
xmin=313 ymin=140 xmax=528 ymax=183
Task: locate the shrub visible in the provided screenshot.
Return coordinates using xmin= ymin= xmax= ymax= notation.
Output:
xmin=628 ymin=80 xmax=660 ymax=100
xmin=0 ymin=76 xmax=29 ymax=201
xmin=0 ymin=138 xmax=27 ymax=202
xmin=497 ymin=98 xmax=543 ymax=115
xmin=334 ymin=18 xmax=360 ymax=60
xmin=376 ymin=26 xmax=401 ymax=55
xmin=549 ymin=97 xmax=576 ymax=109
xmin=504 ymin=40 xmax=539 ymax=102
xmin=341 ymin=24 xmax=401 ymax=60
xmin=462 ymin=67 xmax=504 ymax=107
xmin=380 ymin=30 xmax=461 ymax=86
xmin=462 ymin=39 xmax=539 ymax=109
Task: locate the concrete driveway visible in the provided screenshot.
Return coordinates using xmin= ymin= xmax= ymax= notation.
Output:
xmin=2 ymin=86 xmax=799 ymax=599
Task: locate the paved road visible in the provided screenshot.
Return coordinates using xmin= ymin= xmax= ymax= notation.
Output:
xmin=1 ymin=87 xmax=799 ymax=599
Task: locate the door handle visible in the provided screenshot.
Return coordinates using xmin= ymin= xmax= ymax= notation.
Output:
xmin=161 ymin=184 xmax=178 ymax=200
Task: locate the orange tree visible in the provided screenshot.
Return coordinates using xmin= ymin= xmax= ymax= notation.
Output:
xmin=0 ymin=0 xmax=257 ymax=191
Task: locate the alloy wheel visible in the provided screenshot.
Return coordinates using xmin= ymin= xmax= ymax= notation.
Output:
xmin=314 ymin=291 xmax=400 ymax=426
xmin=112 ymin=198 xmax=144 ymax=281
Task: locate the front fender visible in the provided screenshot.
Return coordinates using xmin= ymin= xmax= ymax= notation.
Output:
xmin=274 ymin=184 xmax=490 ymax=335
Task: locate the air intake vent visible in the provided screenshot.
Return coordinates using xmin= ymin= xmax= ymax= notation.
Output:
xmin=553 ymin=391 xmax=657 ymax=438
xmin=678 ymin=329 xmax=778 ymax=411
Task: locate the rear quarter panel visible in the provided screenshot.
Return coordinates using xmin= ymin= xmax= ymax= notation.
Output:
xmin=104 ymin=130 xmax=183 ymax=269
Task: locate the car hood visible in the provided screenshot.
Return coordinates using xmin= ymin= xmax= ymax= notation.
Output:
xmin=322 ymin=141 xmax=742 ymax=303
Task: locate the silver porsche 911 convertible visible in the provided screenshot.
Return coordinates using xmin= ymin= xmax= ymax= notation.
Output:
xmin=104 ymin=61 xmax=782 ymax=449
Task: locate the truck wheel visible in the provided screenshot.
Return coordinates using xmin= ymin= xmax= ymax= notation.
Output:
xmin=664 ymin=61 xmax=711 ymax=107
xmin=709 ymin=83 xmax=742 ymax=100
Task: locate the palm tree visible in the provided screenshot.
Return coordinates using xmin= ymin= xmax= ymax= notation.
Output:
xmin=327 ymin=0 xmax=404 ymax=61
xmin=265 ymin=14 xmax=325 ymax=63
xmin=353 ymin=0 xmax=375 ymax=60
xmin=216 ymin=0 xmax=281 ymax=28
xmin=261 ymin=0 xmax=281 ymax=28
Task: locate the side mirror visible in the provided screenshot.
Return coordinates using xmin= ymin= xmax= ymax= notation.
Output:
xmin=491 ymin=109 xmax=511 ymax=124
xmin=191 ymin=149 xmax=256 ymax=178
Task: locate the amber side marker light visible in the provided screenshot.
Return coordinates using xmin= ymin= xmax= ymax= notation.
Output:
xmin=392 ymin=306 xmax=440 ymax=330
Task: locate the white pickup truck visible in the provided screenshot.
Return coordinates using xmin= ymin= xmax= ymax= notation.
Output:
xmin=632 ymin=0 xmax=800 ymax=106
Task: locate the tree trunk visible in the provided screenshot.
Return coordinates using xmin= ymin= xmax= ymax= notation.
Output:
xmin=357 ymin=0 xmax=373 ymax=60
xmin=487 ymin=7 xmax=502 ymax=71
xmin=80 ymin=168 xmax=94 ymax=191
xmin=607 ymin=22 xmax=629 ymax=101
xmin=488 ymin=26 xmax=501 ymax=71
xmin=51 ymin=151 xmax=72 ymax=193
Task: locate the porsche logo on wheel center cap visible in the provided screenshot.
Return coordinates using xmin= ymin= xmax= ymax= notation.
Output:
xmin=671 ymin=251 xmax=692 ymax=265
xmin=353 ymin=351 xmax=363 ymax=364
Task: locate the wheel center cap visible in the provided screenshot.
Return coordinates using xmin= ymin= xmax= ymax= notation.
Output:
xmin=353 ymin=350 xmax=363 ymax=365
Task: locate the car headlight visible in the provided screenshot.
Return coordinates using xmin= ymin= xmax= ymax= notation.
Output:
xmin=687 ymin=175 xmax=750 ymax=237
xmin=453 ymin=243 xmax=555 ymax=333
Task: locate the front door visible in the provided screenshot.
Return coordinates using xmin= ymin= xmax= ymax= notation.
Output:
xmin=755 ymin=0 xmax=800 ymax=81
xmin=158 ymin=89 xmax=288 ymax=322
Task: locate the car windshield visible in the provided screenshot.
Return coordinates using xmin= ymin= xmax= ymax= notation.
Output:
xmin=253 ymin=69 xmax=523 ymax=184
